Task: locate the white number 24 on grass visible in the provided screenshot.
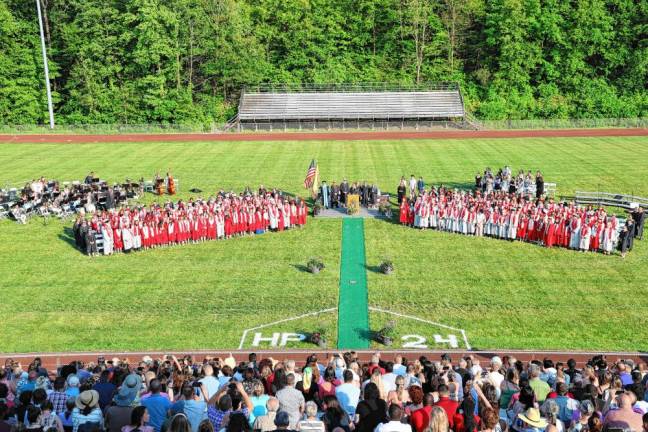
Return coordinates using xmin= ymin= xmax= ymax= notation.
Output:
xmin=401 ymin=334 xmax=459 ymax=348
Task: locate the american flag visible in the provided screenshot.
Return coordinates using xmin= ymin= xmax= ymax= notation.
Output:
xmin=303 ymin=159 xmax=317 ymax=188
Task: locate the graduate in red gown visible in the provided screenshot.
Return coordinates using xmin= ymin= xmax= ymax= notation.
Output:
xmin=297 ymin=200 xmax=307 ymax=226
xmin=544 ymin=217 xmax=557 ymax=248
xmin=399 ymin=199 xmax=409 ymax=225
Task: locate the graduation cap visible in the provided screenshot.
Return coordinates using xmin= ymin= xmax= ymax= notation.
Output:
xmin=189 ymin=188 xmax=202 ymax=193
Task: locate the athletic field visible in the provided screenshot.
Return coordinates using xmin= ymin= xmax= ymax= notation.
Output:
xmin=1 ymin=136 xmax=647 ymax=353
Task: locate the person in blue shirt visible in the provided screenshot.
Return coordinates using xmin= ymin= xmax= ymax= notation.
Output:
xmin=170 ymin=384 xmax=207 ymax=432
xmin=141 ymin=380 xmax=171 ymax=432
xmin=335 ymin=370 xmax=360 ymax=418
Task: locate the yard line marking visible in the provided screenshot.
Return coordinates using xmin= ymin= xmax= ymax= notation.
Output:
xmin=369 ymin=306 xmax=471 ymax=350
xmin=237 ymin=308 xmax=337 ymax=349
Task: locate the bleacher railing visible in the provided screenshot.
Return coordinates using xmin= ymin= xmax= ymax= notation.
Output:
xmin=482 ymin=118 xmax=648 ymax=130
xmin=0 ymin=123 xmax=225 ymax=134
xmin=245 ymin=82 xmax=460 ymax=93
xmin=574 ymin=191 xmax=648 ymax=210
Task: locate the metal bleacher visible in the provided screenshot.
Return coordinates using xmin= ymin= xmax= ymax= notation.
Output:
xmin=228 ymin=83 xmax=477 ymax=131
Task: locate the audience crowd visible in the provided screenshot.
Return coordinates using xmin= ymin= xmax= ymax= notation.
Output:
xmin=1 ymin=353 xmax=647 ymax=432
xmin=71 ymin=187 xmax=308 ymax=256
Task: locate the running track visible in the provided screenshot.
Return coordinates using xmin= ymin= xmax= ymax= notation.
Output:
xmin=0 ymin=128 xmax=647 ymax=143
xmin=1 ymin=350 xmax=646 ymax=370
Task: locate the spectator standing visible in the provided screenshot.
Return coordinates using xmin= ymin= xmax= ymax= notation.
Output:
xmin=121 ymin=406 xmax=153 ymax=432
xmin=252 ymin=398 xmax=278 ymax=432
xmin=528 ymin=365 xmax=550 ymax=403
xmin=48 ymin=378 xmax=69 ymax=415
xmin=170 ymin=384 xmax=207 ymax=432
xmin=105 ymin=381 xmax=136 ymax=432
xmin=71 ymin=390 xmax=104 ymax=432
xmin=296 ymin=401 xmax=324 ymax=432
xmin=321 ymin=396 xmax=351 ymax=432
xmin=434 ymin=385 xmax=458 ymax=430
xmin=275 ymin=375 xmax=304 ymax=429
xmin=375 ymin=404 xmax=412 ymax=432
xmin=410 ymin=393 xmax=434 ymax=432
xmin=603 ymin=393 xmax=643 ymax=431
xmin=141 ymin=380 xmax=171 ymax=432
xmin=335 ymin=371 xmax=360 ymax=418
xmin=355 ymin=383 xmax=387 ymax=432
xmin=199 ymin=366 xmax=220 ymax=401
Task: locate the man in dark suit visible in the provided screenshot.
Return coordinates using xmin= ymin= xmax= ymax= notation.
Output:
xmin=361 ymin=181 xmax=369 ymax=206
xmin=631 ymin=206 xmax=645 ymax=240
xmin=340 ymin=179 xmax=349 ymax=207
xmin=331 ymin=182 xmax=340 ymax=208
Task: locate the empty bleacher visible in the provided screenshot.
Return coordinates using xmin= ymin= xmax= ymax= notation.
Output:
xmin=228 ymin=83 xmax=476 ymax=131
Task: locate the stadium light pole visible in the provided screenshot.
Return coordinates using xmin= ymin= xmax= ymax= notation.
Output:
xmin=36 ymin=0 xmax=55 ymax=129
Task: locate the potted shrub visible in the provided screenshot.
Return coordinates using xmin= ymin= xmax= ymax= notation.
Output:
xmin=312 ymin=202 xmax=322 ymax=216
xmin=379 ymin=258 xmax=394 ymax=275
xmin=378 ymin=203 xmax=392 ymax=218
xmin=375 ymin=320 xmax=396 ymax=346
xmin=308 ymin=329 xmax=327 ymax=348
xmin=307 ymin=257 xmax=325 ymax=274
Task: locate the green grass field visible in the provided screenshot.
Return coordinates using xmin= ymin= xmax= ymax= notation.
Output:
xmin=1 ymin=136 xmax=647 ymax=353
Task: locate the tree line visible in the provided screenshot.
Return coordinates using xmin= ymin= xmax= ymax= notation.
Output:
xmin=0 ymin=0 xmax=646 ymax=127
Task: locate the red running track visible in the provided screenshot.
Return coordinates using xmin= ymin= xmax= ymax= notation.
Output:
xmin=0 ymin=128 xmax=647 ymax=144
xmin=2 ymin=350 xmax=647 ymax=371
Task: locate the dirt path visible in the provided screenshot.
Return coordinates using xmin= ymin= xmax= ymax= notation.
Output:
xmin=0 ymin=128 xmax=646 ymax=144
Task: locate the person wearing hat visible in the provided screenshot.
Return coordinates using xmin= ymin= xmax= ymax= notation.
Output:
xmin=72 ymin=390 xmax=104 ymax=432
xmin=517 ymin=407 xmax=548 ymax=432
xmin=104 ymin=374 xmax=142 ymax=432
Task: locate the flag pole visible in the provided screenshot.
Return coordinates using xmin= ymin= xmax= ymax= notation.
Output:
xmin=36 ymin=0 xmax=55 ymax=129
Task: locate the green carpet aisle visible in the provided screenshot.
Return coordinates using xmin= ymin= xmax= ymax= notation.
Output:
xmin=337 ymin=218 xmax=370 ymax=349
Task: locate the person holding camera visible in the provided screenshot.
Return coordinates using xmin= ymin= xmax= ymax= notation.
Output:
xmin=206 ymin=381 xmax=253 ymax=431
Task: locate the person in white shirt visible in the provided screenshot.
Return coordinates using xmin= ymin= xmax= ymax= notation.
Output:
xmin=285 ymin=360 xmax=302 ymax=383
xmin=335 ymin=370 xmax=360 ymax=418
xmin=487 ymin=356 xmax=505 ymax=398
xmin=409 ymin=176 xmax=417 ymax=198
xmin=375 ymin=404 xmax=412 ymax=432
xmin=381 ymin=363 xmax=398 ymax=393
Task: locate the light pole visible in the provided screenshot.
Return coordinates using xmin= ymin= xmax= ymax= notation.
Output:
xmin=36 ymin=0 xmax=54 ymax=129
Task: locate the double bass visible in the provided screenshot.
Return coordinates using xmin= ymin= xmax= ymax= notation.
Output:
xmin=155 ymin=173 xmax=165 ymax=195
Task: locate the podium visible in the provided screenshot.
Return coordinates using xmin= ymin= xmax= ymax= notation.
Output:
xmin=346 ymin=193 xmax=360 ymax=208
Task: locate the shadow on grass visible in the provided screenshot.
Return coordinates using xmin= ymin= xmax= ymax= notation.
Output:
xmin=292 ymin=264 xmax=311 ymax=273
xmin=355 ymin=328 xmax=377 ymax=345
xmin=365 ymin=264 xmax=382 ymax=274
xmin=58 ymin=226 xmax=79 ymax=251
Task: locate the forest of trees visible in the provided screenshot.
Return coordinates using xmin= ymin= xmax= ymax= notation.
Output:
xmin=0 ymin=0 xmax=646 ymax=126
